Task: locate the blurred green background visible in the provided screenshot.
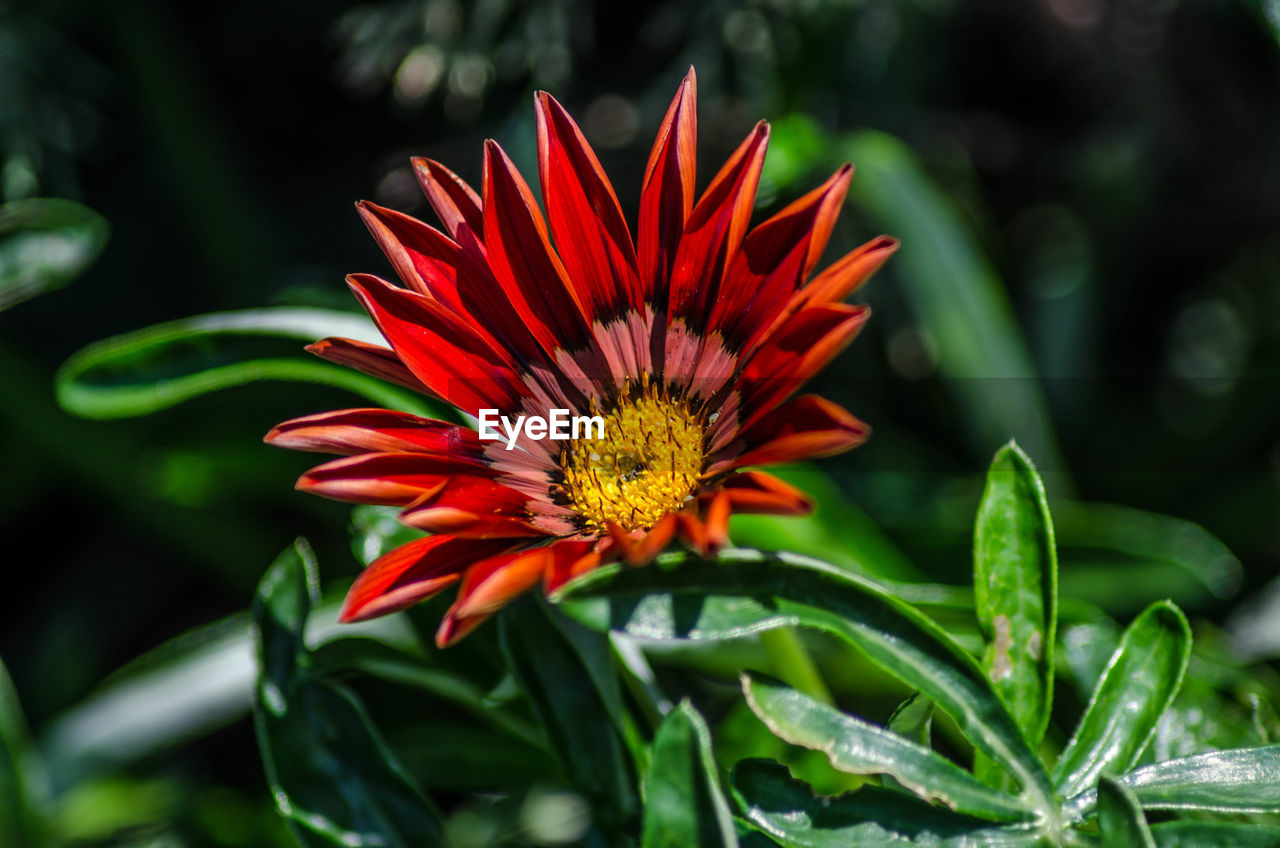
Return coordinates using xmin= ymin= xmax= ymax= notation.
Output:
xmin=2 ymin=0 xmax=1279 ymax=844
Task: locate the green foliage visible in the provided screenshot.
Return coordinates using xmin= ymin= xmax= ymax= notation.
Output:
xmin=972 ymin=442 xmax=1057 ymax=789
xmin=642 ymin=702 xmax=737 ymax=848
xmin=741 ymin=674 xmax=1032 ymax=822
xmin=498 ymin=598 xmax=637 ymax=841
xmin=0 ymin=198 xmax=108 ymax=311
xmin=547 ymin=446 xmax=1280 ymax=845
xmin=1097 ymin=776 xmax=1155 ymax=848
xmin=56 ymin=307 xmax=439 ymax=419
xmin=252 ymin=539 xmax=445 ymax=847
xmin=1053 ymin=601 xmax=1192 ymax=798
xmin=555 ymin=548 xmax=1057 ymax=817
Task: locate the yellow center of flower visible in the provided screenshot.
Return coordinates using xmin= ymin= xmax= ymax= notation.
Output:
xmin=561 ymin=387 xmax=706 ymax=533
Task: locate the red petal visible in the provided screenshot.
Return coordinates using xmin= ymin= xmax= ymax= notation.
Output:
xmin=356 ymin=201 xmax=465 ymax=311
xmin=411 ymin=157 xmax=484 ymax=243
xmin=399 ymin=476 xmax=542 ymax=538
xmin=481 ymin=140 xmax=594 ymax=356
xmin=667 ymin=121 xmax=770 ymax=327
xmin=340 ymin=535 xmax=512 ymax=623
xmin=709 ymin=165 xmax=853 ymax=351
xmin=347 ymin=273 xmax=526 ymax=415
xmin=731 ymin=395 xmax=870 ymax=468
xmin=703 ymin=492 xmax=732 ymax=555
xmin=542 ymin=539 xmax=601 ymax=593
xmin=676 ymin=512 xmax=708 ymax=555
xmin=296 ymin=452 xmax=465 ymax=505
xmin=434 ymin=611 xmax=491 ymax=648
xmin=800 ymin=235 xmax=899 ymax=307
xmin=713 ymin=471 xmax=813 ymax=516
xmin=305 ymin=337 xmax=431 ymax=396
xmin=638 ymin=68 xmax=697 ymax=309
xmin=605 ymin=512 xmax=678 ymax=566
xmin=749 ymin=234 xmax=896 ymax=358
xmin=536 ymin=91 xmax=639 ymax=319
xmin=737 ymin=303 xmax=871 ymax=427
xmin=265 ymin=408 xmax=488 ymax=461
xmin=446 ymin=547 xmax=551 ymax=627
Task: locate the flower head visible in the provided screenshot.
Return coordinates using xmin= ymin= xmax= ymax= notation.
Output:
xmin=266 ymin=69 xmax=897 ymax=646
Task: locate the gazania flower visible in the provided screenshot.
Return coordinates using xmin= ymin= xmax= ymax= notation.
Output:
xmin=266 ymin=69 xmax=897 ymax=646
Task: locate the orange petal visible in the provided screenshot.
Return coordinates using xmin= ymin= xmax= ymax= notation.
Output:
xmin=340 ymin=535 xmax=512 ymax=623
xmin=713 ymin=470 xmax=813 ymax=516
xmin=265 ymin=408 xmax=488 ymax=461
xmin=305 ymin=337 xmax=431 ymax=396
xmin=398 ymin=476 xmax=543 ymax=539
xmin=732 ymin=395 xmax=870 ymax=468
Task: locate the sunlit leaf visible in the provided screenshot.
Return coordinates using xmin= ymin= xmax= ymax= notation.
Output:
xmin=1149 ymin=820 xmax=1280 ymax=847
xmin=499 ymin=597 xmax=636 ymax=839
xmin=643 ymin=701 xmax=738 ymax=848
xmin=741 ymin=675 xmax=1031 ymax=822
xmin=730 ymin=759 xmax=1040 ymax=847
xmin=1097 ymin=776 xmax=1155 ymax=848
xmin=56 ymin=307 xmax=438 ymax=419
xmin=972 ymin=442 xmax=1056 ymax=788
xmin=555 ymin=549 xmax=1055 ymax=815
xmin=1064 ymin=745 xmax=1280 ymax=821
xmin=1053 ymin=601 xmax=1192 ymax=798
xmin=0 ymin=198 xmax=108 ymax=311
xmin=252 ymin=539 xmax=444 ymax=846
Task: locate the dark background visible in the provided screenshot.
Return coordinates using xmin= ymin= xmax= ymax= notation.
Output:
xmin=2 ymin=0 xmax=1278 ymax=844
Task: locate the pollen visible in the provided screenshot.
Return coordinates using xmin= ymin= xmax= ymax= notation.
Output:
xmin=561 ymin=384 xmax=706 ymax=533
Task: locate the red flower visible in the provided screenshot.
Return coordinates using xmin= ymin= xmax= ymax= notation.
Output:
xmin=266 ymin=69 xmax=897 ymax=646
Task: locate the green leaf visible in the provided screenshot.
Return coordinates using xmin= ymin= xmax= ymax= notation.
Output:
xmin=498 ymin=597 xmax=636 ymax=838
xmin=1053 ymin=601 xmax=1192 ymax=798
xmin=972 ymin=442 xmax=1057 ymax=789
xmin=0 ymin=198 xmax=109 ymax=310
xmin=555 ymin=549 xmax=1056 ymax=816
xmin=307 ymin=637 xmax=543 ymax=749
xmin=730 ymin=759 xmax=1041 ymax=847
xmin=0 ymin=658 xmax=44 ymax=847
xmin=1097 ymin=776 xmax=1155 ymax=848
xmin=887 ymin=694 xmax=934 ymax=748
xmin=252 ymin=539 xmax=444 ymax=847
xmin=1064 ymin=745 xmax=1280 ymax=821
xmin=1150 ymin=821 xmax=1280 ymax=847
xmin=844 ymin=130 xmax=1062 ymax=471
xmin=1055 ymin=502 xmax=1242 ymax=610
xmin=643 ymin=701 xmax=738 ymax=848
xmin=741 ymin=675 xmax=1031 ymax=823
xmin=973 ymin=442 xmax=1057 ymax=745
xmin=56 ymin=307 xmax=438 ymax=419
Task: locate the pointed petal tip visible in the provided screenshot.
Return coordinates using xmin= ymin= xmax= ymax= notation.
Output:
xmin=336 ymin=599 xmax=362 ymax=623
